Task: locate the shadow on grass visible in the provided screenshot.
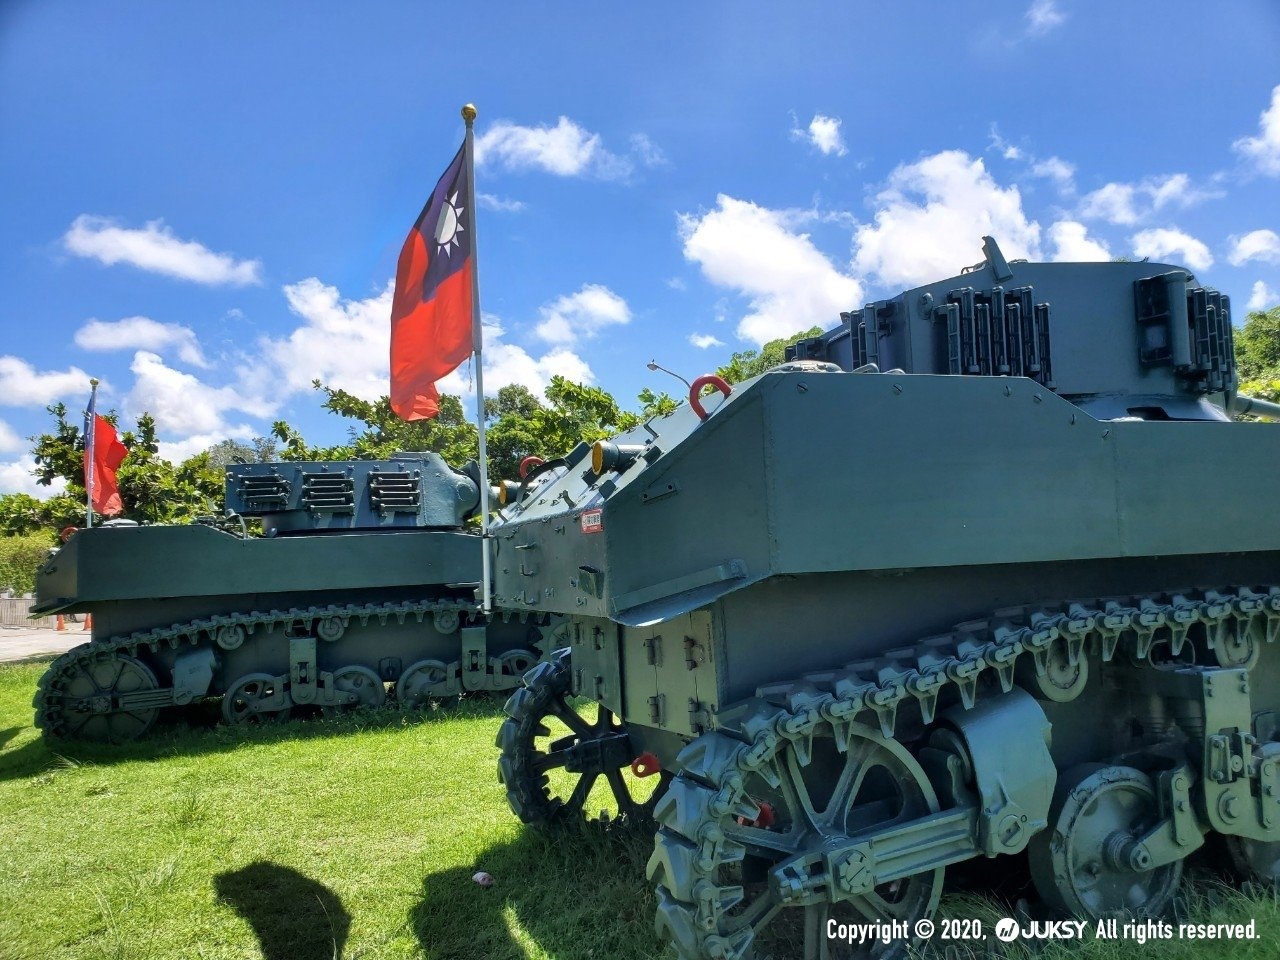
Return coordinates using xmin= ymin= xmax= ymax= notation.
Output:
xmin=0 ymin=727 xmax=19 ymax=750
xmin=411 ymin=820 xmax=671 ymax=960
xmin=0 ymin=696 xmax=510 ymax=783
xmin=215 ymin=861 xmax=351 ymax=960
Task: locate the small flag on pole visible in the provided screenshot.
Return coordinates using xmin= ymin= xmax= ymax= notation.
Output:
xmin=389 ymin=139 xmax=477 ymax=421
xmin=85 ymin=414 xmax=127 ymax=517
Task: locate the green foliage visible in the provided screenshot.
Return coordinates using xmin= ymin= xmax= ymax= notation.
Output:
xmin=716 ymin=326 xmax=824 ymax=384
xmin=28 ymin=406 xmax=222 ymax=531
xmin=1236 ymin=306 xmax=1280 ymax=383
xmin=0 ymin=494 xmax=43 ymax=536
xmin=0 ymin=532 xmax=55 ymax=593
xmin=202 ymin=436 xmax=278 ymax=469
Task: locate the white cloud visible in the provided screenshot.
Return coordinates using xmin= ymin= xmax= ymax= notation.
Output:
xmin=74 ymin=316 xmax=209 ymax=368
xmin=534 ymin=284 xmax=631 ymax=345
xmin=1248 ymin=280 xmax=1279 ymax=312
xmin=1025 ymin=0 xmax=1066 ymax=36
xmin=629 ymin=133 xmax=668 ymax=168
xmin=126 ymin=351 xmax=270 ymax=439
xmin=437 ymin=317 xmax=595 ymax=398
xmin=1080 ymin=174 xmax=1220 ymax=226
xmin=1080 ymin=183 xmax=1139 ymax=225
xmin=476 ymin=193 xmax=526 ymax=213
xmin=63 ymin=215 xmax=261 ymax=286
xmin=988 ymin=125 xmax=1024 ymax=161
xmin=0 ymin=357 xmax=93 ymax=407
xmin=1030 ymin=156 xmax=1076 ymax=191
xmin=680 ymin=195 xmax=861 ymax=346
xmin=689 ymin=333 xmax=725 ymax=349
xmin=0 ymin=418 xmax=22 ymax=453
xmin=475 ymin=117 xmax=633 ymax=180
xmin=1048 ymin=221 xmax=1111 ymax=261
xmin=0 ymin=455 xmax=63 ymax=498
xmin=261 ymin=278 xmax=395 ymax=402
xmin=1130 ymin=228 xmax=1214 ymax=271
xmin=156 ymin=426 xmax=257 ymax=465
xmin=666 ymin=277 xmax=687 ymax=291
xmin=853 ymin=150 xmax=1042 ymax=287
xmin=1234 ymin=84 xmax=1280 ymax=176
xmin=794 ymin=114 xmax=847 ymax=157
xmin=1228 ymin=229 xmax=1280 ymax=267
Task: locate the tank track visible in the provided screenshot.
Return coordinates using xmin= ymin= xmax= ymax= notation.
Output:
xmin=649 ymin=586 xmax=1280 ymax=960
xmin=34 ymin=598 xmax=534 ymax=741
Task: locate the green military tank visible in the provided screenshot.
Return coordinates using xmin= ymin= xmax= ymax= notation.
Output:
xmin=494 ymin=238 xmax=1280 ymax=958
xmin=33 ymin=452 xmax=547 ymax=743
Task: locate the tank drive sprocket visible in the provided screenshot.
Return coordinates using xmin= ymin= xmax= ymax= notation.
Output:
xmin=34 ymin=645 xmax=164 ymax=743
xmin=649 ymin=716 xmax=943 ymax=960
xmin=497 ymin=648 xmax=671 ymax=827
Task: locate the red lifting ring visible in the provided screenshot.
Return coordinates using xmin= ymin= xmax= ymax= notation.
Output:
xmin=59 ymin=526 xmax=79 ymax=543
xmin=630 ymin=751 xmax=661 ymax=778
xmin=518 ymin=455 xmax=545 ymax=480
xmin=689 ymin=374 xmax=732 ymax=421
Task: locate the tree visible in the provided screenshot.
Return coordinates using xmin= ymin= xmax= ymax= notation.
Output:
xmin=716 ymin=327 xmax=825 ymax=384
xmin=1239 ymin=302 xmax=1280 ymax=389
xmin=0 ymin=493 xmax=43 ymax=537
xmin=29 ymin=405 xmax=223 ymax=531
xmin=203 ymin=437 xmax=278 ymax=470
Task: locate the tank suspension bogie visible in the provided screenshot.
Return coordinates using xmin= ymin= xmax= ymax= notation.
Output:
xmin=34 ymin=598 xmax=546 ymax=742
xmin=642 ymin=585 xmax=1280 ymax=957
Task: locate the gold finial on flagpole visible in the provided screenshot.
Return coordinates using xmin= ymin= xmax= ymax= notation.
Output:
xmin=90 ymin=378 xmax=99 ymax=388
xmin=462 ymin=103 xmax=477 ymax=125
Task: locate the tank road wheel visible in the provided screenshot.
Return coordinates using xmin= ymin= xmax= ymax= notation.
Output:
xmin=222 ymin=673 xmax=291 ymax=725
xmin=1028 ymin=764 xmax=1183 ymax=918
xmin=395 ymin=659 xmax=458 ymax=710
xmin=649 ymin=719 xmax=943 ymax=960
xmin=325 ymin=665 xmax=386 ymax=714
xmin=35 ymin=648 xmax=160 ymax=743
xmin=1224 ymin=836 xmax=1280 ymax=884
xmin=497 ymin=649 xmax=670 ymax=828
xmin=496 ymin=648 xmax=539 ymax=686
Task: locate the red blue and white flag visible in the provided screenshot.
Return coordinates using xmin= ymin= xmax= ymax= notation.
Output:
xmin=389 ymin=141 xmax=476 ymax=420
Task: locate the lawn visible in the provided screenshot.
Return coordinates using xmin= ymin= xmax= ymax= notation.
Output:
xmin=0 ymin=658 xmax=1276 ymax=960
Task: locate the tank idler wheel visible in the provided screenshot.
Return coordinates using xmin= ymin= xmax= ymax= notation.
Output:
xmin=36 ymin=650 xmax=160 ymax=743
xmin=497 ymin=648 xmax=670 ymax=828
xmin=324 ymin=665 xmax=386 ymax=714
xmin=395 ymin=659 xmax=459 ymax=709
xmin=650 ymin=720 xmax=943 ymax=960
xmin=1028 ymin=764 xmax=1183 ymax=918
xmin=222 ymin=673 xmax=292 ymax=725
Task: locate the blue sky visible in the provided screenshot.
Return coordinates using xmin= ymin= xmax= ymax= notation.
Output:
xmin=2 ymin=0 xmax=1278 ymax=496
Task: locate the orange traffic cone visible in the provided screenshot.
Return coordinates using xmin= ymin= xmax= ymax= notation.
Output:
xmin=56 ymin=614 xmax=65 ymax=631
xmin=83 ymin=614 xmax=92 ymax=631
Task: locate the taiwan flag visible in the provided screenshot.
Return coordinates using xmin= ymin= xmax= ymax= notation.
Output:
xmin=84 ymin=415 xmax=127 ymax=516
xmin=389 ymin=141 xmax=476 ymax=420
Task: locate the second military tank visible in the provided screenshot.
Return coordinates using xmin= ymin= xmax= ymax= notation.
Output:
xmin=33 ymin=452 xmax=547 ymax=743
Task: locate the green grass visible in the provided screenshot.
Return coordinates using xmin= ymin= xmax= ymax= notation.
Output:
xmin=0 ymin=659 xmax=1276 ymax=960
xmin=0 ymin=661 xmax=661 ymax=960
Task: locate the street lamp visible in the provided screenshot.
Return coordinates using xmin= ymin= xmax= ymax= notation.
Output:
xmin=646 ymin=360 xmax=692 ymax=392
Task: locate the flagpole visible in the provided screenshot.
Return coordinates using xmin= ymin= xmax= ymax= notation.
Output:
xmin=462 ymin=103 xmax=492 ymax=615
xmin=85 ymin=378 xmax=99 ymax=529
